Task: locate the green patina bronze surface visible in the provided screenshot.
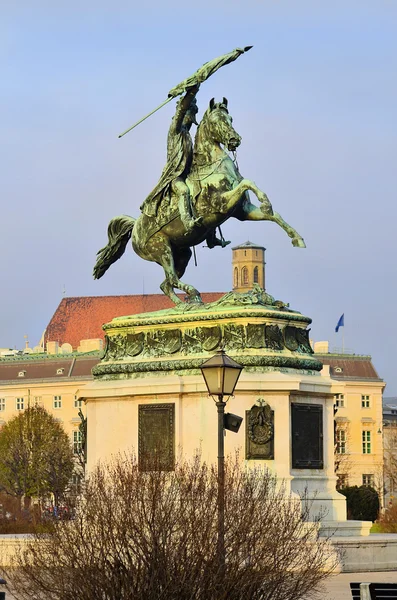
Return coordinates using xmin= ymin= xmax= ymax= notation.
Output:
xmin=93 ymin=47 xmax=306 ymax=305
xmin=92 ymin=289 xmax=322 ymax=380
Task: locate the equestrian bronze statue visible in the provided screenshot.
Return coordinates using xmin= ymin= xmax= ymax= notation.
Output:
xmin=93 ymin=47 xmax=305 ymax=304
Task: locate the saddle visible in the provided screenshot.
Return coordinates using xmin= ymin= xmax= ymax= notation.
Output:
xmin=140 ymin=178 xmax=202 ymax=243
xmin=140 ymin=191 xmax=180 ymax=242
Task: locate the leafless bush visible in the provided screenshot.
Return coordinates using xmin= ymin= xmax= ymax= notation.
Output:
xmin=2 ymin=453 xmax=338 ymax=600
xmin=377 ymin=504 xmax=397 ymax=533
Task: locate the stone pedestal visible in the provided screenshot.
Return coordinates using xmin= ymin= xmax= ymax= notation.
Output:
xmin=79 ymin=289 xmax=348 ymax=526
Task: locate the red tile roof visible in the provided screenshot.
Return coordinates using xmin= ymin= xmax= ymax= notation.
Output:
xmin=318 ymin=355 xmax=382 ymax=380
xmin=0 ymin=356 xmax=98 ymax=382
xmin=45 ymin=294 xmax=223 ymax=350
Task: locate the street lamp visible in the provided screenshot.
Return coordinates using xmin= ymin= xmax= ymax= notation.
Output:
xmin=200 ymin=349 xmax=243 ymax=574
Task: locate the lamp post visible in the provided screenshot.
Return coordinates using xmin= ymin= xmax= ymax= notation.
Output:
xmin=200 ymin=349 xmax=243 ymax=574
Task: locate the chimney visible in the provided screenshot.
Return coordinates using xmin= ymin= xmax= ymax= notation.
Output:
xmin=47 ymin=341 xmax=59 ymax=355
xmin=77 ymin=339 xmax=103 ymax=353
xmin=313 ymin=341 xmax=329 ymax=354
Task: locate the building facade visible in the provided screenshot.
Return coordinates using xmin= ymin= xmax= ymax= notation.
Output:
xmin=314 ymin=341 xmax=385 ymax=500
xmin=0 ymin=352 xmax=99 ymax=476
xmin=382 ymin=398 xmax=397 ymax=506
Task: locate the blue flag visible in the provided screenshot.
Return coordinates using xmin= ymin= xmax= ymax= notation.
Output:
xmin=335 ymin=314 xmax=344 ymax=333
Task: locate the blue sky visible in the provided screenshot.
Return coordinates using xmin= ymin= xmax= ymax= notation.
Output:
xmin=1 ymin=1 xmax=396 ymax=392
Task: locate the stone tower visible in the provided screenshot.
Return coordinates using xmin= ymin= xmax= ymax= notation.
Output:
xmin=232 ymin=241 xmax=266 ymax=292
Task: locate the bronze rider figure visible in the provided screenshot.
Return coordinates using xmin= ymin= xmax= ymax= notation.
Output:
xmin=140 ymin=84 xmax=203 ymax=234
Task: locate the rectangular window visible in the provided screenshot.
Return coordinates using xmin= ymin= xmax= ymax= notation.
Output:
xmin=73 ymin=430 xmax=82 ymax=455
xmin=336 ymin=429 xmax=347 ymax=454
xmin=337 ymin=474 xmax=348 ymax=490
xmin=361 ymin=395 xmax=370 ymax=408
xmin=74 ymin=396 xmax=82 ymax=409
xmin=0 ymin=398 xmax=5 ymax=412
xmin=362 ymin=430 xmax=371 ymax=454
xmin=362 ymin=474 xmax=374 ymax=487
xmin=53 ymin=395 xmax=62 ymax=409
xmin=33 ymin=396 xmax=42 ymax=406
xmin=16 ymin=398 xmax=24 ymax=411
xmin=334 ymin=394 xmax=345 ymax=408
xmin=71 ymin=473 xmax=82 ymax=494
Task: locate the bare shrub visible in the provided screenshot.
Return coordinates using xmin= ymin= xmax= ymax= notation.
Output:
xmin=2 ymin=453 xmax=338 ymax=600
xmin=378 ymin=504 xmax=397 ymax=533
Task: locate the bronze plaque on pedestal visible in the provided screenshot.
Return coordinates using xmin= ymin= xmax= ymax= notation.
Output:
xmin=138 ymin=404 xmax=175 ymax=471
xmin=291 ymin=403 xmax=323 ymax=469
xmin=246 ymin=403 xmax=274 ymax=460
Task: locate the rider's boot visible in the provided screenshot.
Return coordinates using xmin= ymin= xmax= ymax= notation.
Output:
xmin=205 ymin=230 xmax=231 ymax=249
xmin=207 ymin=236 xmax=231 ymax=249
xmin=179 ymin=192 xmax=203 ymax=234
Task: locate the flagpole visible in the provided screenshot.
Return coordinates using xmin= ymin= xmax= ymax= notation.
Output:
xmin=342 ymin=326 xmax=345 ymax=354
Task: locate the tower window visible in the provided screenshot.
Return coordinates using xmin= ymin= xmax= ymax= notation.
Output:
xmin=242 ymin=267 xmax=249 ymax=286
xmin=253 ymin=266 xmax=259 ymax=284
xmin=234 ymin=267 xmax=238 ymax=288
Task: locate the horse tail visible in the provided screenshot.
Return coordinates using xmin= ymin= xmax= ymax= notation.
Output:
xmin=93 ymin=215 xmax=136 ymax=279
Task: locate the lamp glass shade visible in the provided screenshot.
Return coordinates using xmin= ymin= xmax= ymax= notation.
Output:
xmin=200 ymin=350 xmax=243 ymax=397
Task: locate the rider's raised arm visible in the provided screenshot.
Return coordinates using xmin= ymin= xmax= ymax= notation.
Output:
xmin=171 ymin=84 xmax=199 ymax=132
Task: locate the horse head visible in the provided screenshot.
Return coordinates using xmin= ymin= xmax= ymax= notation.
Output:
xmin=199 ymin=98 xmax=242 ymax=152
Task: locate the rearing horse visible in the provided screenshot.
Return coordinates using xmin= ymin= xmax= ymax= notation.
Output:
xmin=93 ymin=98 xmax=305 ymax=304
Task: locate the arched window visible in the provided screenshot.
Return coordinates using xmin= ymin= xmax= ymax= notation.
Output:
xmin=253 ymin=266 xmax=259 ymax=283
xmin=242 ymin=266 xmax=249 ymax=286
xmin=234 ymin=267 xmax=238 ymax=288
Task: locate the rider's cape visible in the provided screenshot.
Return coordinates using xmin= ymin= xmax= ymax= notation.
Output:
xmin=140 ymin=125 xmax=193 ymax=218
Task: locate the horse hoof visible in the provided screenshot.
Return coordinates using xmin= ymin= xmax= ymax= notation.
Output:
xmin=186 ymin=292 xmax=203 ymax=305
xmin=292 ymin=237 xmax=306 ymax=248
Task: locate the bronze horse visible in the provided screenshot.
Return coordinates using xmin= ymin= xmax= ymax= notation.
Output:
xmin=93 ymin=98 xmax=305 ymax=304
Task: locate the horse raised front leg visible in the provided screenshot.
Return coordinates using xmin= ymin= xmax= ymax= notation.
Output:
xmin=223 ymin=180 xmax=306 ymax=248
xmin=267 ymin=211 xmax=306 ymax=248
xmin=222 ymin=178 xmax=273 ymax=215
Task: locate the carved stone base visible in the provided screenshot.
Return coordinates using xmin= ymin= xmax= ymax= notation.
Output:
xmin=93 ymin=288 xmax=322 ymax=380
